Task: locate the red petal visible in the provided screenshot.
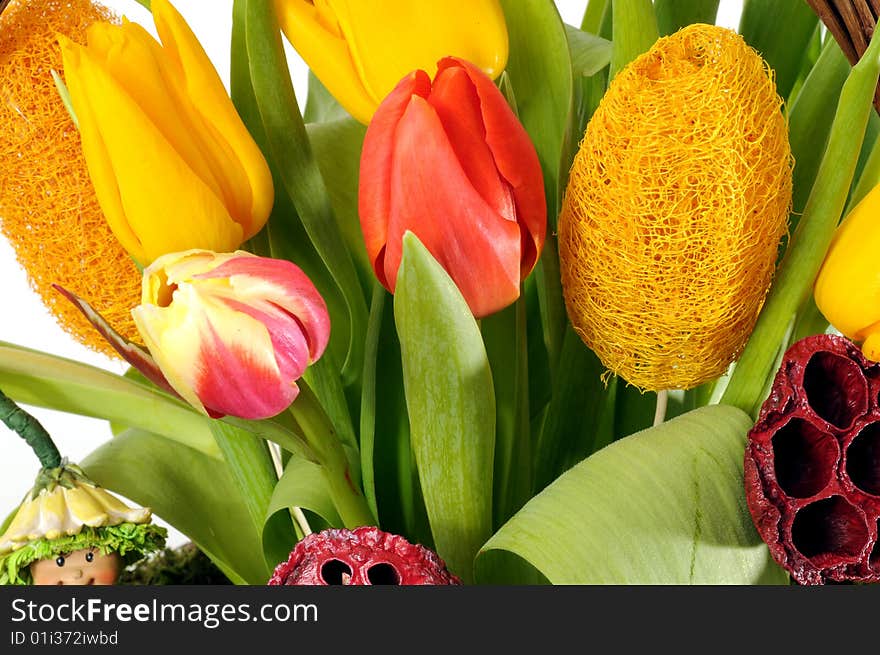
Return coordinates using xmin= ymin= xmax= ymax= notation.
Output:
xmin=220 ymin=297 xmax=311 ymax=382
xmin=437 ymin=57 xmax=547 ymax=277
xmin=384 ymin=95 xmax=521 ymax=318
xmin=428 ymin=65 xmax=516 ymax=224
xmin=359 ymin=70 xmax=432 ymax=289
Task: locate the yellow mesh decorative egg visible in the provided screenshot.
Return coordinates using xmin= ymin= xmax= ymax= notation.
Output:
xmin=0 ymin=0 xmax=141 ymax=357
xmin=558 ymin=24 xmax=792 ymax=391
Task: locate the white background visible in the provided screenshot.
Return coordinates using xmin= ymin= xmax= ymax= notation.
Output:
xmin=0 ymin=0 xmax=744 ymax=547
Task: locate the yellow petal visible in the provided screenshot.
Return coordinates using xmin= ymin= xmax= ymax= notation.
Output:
xmin=152 ymin=0 xmax=274 ymax=236
xmin=863 ymin=329 xmax=880 ymax=362
xmin=335 ymin=0 xmax=508 ymax=103
xmin=0 ymin=495 xmax=42 ymax=553
xmin=60 ymin=35 xmax=143 ymax=262
xmin=82 ymin=20 xmax=230 ymax=209
xmin=814 ymin=185 xmax=880 ymax=341
xmin=63 ymin=487 xmax=106 ymax=526
xmin=63 ymin=41 xmax=245 ymax=265
xmin=132 ymin=281 xmax=278 ymax=415
xmin=132 ymin=293 xmax=209 ymax=415
xmin=274 ymin=0 xmax=379 ymax=124
xmin=37 ymin=488 xmax=71 ymax=541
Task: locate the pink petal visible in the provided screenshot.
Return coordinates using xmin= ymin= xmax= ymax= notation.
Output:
xmin=191 ymin=312 xmax=303 ymax=420
xmin=196 ymin=255 xmax=331 ymax=362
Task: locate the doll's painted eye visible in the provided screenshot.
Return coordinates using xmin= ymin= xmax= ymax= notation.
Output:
xmin=55 ymin=556 xmax=65 ymax=567
xmin=85 ymin=551 xmax=94 ymax=563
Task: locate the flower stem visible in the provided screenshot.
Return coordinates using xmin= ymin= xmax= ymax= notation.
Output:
xmin=0 ymin=388 xmax=61 ymax=469
xmin=289 ymin=381 xmax=376 ymax=529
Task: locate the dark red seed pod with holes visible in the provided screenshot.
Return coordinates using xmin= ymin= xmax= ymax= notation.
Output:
xmin=267 ymin=527 xmax=461 ymax=586
xmin=745 ymin=333 xmax=880 ymax=584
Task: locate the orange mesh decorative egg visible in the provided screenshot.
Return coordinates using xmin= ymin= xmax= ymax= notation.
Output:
xmin=558 ymin=24 xmax=792 ymax=391
xmin=0 ymin=0 xmax=141 ymax=357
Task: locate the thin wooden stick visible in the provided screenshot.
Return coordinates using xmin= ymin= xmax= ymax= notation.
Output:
xmin=653 ymin=390 xmax=669 ymax=427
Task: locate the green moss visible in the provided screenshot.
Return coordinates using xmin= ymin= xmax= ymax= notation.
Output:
xmin=119 ymin=542 xmax=232 ymax=585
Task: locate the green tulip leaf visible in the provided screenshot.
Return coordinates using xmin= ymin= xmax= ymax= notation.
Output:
xmin=477 ymin=405 xmax=788 ymax=584
xmin=236 ymin=0 xmax=368 ymax=391
xmin=0 ymin=341 xmax=218 ymax=458
xmin=738 ymin=0 xmax=818 ymax=101
xmin=482 ymin=298 xmax=532 ymax=529
xmin=533 ymin=326 xmax=616 ymax=492
xmin=580 ymin=0 xmax=610 ymax=36
xmin=788 ymin=38 xmax=851 ymax=224
xmin=394 ymin=232 xmax=495 ymax=584
xmin=610 ymin=0 xmax=659 ymax=79
xmin=209 ymin=421 xmax=296 ymax=573
xmin=564 ymin=24 xmax=611 ymax=78
xmin=303 ymin=71 xmax=351 ymax=124
xmin=360 ymin=283 xmax=430 ymax=543
xmin=82 ymin=428 xmax=270 ymax=585
xmin=305 ymin=117 xmax=372 ymax=307
xmin=654 ymin=0 xmax=719 ymax=35
xmin=499 ymin=0 xmax=573 ymax=220
xmin=265 ymin=456 xmax=343 ymax=534
xmin=499 ymin=0 xmax=574 ymax=386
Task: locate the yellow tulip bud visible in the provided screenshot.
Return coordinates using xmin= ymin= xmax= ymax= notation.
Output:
xmin=59 ymin=0 xmax=274 ymax=266
xmin=814 ymin=182 xmax=880 ymax=361
xmin=274 ymin=0 xmax=509 ymax=124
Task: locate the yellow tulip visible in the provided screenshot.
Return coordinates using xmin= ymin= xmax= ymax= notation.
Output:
xmin=58 ymin=0 xmax=274 ymax=266
xmin=274 ymin=0 xmax=509 ymax=124
xmin=814 ymin=182 xmax=880 ymax=361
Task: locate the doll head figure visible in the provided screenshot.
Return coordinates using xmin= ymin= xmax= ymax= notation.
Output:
xmin=30 ymin=548 xmax=121 ymax=586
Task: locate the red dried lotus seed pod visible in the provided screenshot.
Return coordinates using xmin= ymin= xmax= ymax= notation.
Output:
xmin=267 ymin=527 xmax=461 ymax=586
xmin=745 ymin=333 xmax=880 ymax=584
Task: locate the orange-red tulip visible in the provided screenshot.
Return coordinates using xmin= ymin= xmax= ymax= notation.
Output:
xmin=358 ymin=57 xmax=546 ymax=318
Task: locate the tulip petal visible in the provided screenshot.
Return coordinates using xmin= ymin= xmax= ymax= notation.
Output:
xmin=273 ymin=0 xmax=376 ymax=124
xmin=814 ymin=187 xmax=880 ymax=341
xmin=81 ymin=20 xmax=230 ymax=209
xmin=59 ymin=36 xmax=141 ymax=260
xmin=428 ymin=65 xmax=516 ymax=226
xmin=219 ymin=297 xmax=311 ymax=385
xmin=152 ymin=0 xmax=274 ymax=236
xmin=198 ymin=255 xmax=332 ymax=362
xmin=61 ymin=41 xmax=245 ymax=264
xmin=336 ymin=0 xmax=509 ymax=104
xmin=383 ymin=96 xmax=522 ymax=318
xmin=437 ymin=58 xmax=547 ymax=277
xmin=863 ymin=330 xmax=880 ymax=362
xmin=359 ymin=70 xmax=432 ymax=286
xmin=133 ymin=284 xmax=297 ymax=420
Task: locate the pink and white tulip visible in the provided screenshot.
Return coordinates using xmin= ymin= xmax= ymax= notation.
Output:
xmin=131 ymin=249 xmax=331 ymax=420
